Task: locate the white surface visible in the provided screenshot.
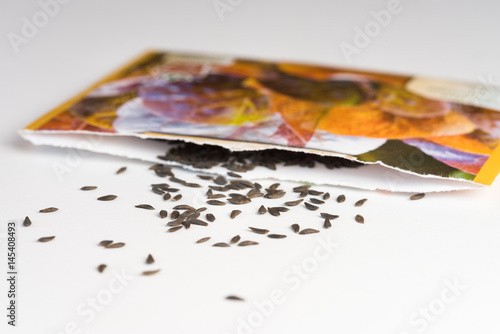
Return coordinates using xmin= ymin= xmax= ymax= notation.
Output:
xmin=1 ymin=1 xmax=500 ymax=334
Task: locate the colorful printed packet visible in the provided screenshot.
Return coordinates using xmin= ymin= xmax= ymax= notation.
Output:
xmin=20 ymin=51 xmax=500 ymax=191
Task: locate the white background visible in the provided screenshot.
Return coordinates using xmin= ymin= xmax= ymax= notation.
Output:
xmin=1 ymin=0 xmax=500 ymax=333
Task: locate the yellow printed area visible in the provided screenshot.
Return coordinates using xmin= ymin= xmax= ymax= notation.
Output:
xmin=24 ymin=50 xmax=160 ymax=131
xmin=474 ymin=145 xmax=500 ymax=185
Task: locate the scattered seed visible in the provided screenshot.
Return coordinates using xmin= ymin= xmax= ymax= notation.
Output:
xmin=258 ymin=205 xmax=267 ymax=214
xmin=163 ymin=193 xmax=171 ymax=201
xmin=238 ymin=241 xmax=259 ymax=247
xmin=184 ymin=182 xmax=202 ymax=188
xmin=264 ymin=190 xmax=286 ymax=199
xmin=207 ymin=200 xmax=226 ymax=206
xmin=310 ymin=198 xmax=325 ymax=205
xmin=323 ymin=192 xmax=330 ymax=200
xmin=195 ymin=207 xmax=207 ymax=213
xmin=213 ymin=242 xmax=230 ymax=247
xmin=135 ymin=204 xmax=155 ymax=210
xmin=214 ymin=175 xmax=228 ymax=185
xmin=230 ymin=210 xmax=242 ymax=219
xmin=146 ymin=254 xmax=155 ymax=264
xmin=152 ymin=187 xmax=166 ymax=195
xmin=304 ymin=202 xmax=319 ymax=211
xmin=81 ymin=186 xmax=97 ymax=191
xmin=299 ymin=228 xmax=319 ymax=235
xmin=159 ymin=210 xmax=168 ymax=219
xmin=293 ymin=185 xmax=311 ymax=192
xmin=249 ymin=227 xmax=269 ymax=234
xmin=337 ymin=194 xmax=346 ymax=203
xmin=291 ymin=224 xmax=300 ymax=233
xmin=320 ymin=213 xmax=339 ymax=220
xmin=268 ymin=234 xmax=287 ymax=239
xmin=98 ymin=240 xmax=113 ymax=247
xmin=308 ymin=189 xmax=324 ymax=196
xmin=97 ymin=264 xmax=107 ymax=273
xmin=284 ymin=199 xmax=303 ymax=206
xmin=268 ymin=207 xmax=281 ymax=216
xmin=355 ymin=198 xmax=368 ymax=207
xmin=142 ymin=269 xmax=161 ymax=276
xmin=39 ymin=207 xmax=58 ymax=213
xmin=105 ymin=242 xmax=125 ymax=248
xmin=355 ymin=214 xmax=364 ymax=224
xmin=116 ymin=166 xmax=127 ymax=174
xmin=246 ymin=189 xmax=263 ymax=198
xmin=197 ymin=175 xmax=214 ymax=181
xmin=410 ymin=193 xmax=425 ymax=200
xmin=227 ymin=172 xmax=242 ymax=178
xmin=172 ymin=194 xmax=182 ymax=201
xmin=323 ymin=219 xmax=332 ymax=229
xmin=23 ymin=216 xmax=32 ymax=227
xmin=165 ymin=188 xmax=180 ymax=193
xmin=230 ymin=235 xmax=241 ymax=244
xmin=173 ymin=205 xmax=193 ymax=211
xmin=188 ymin=219 xmax=208 ymax=226
xmin=38 ymin=236 xmax=55 ymax=242
xmin=299 ymin=190 xmax=308 ymax=198
xmin=196 ymin=237 xmax=211 ymax=244
xmin=226 ymin=295 xmax=245 ymax=301
xmin=98 ymin=195 xmax=117 ymax=201
xmin=208 ymin=194 xmax=226 ymax=199
xmin=206 ymin=213 xmax=216 ymax=222
xmin=167 ymin=226 xmax=182 ymax=233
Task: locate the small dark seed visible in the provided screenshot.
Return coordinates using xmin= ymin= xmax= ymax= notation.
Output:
xmin=230 ymin=210 xmax=242 ymax=219
xmin=38 ymin=236 xmax=55 ymax=242
xmin=135 ymin=204 xmax=155 ymax=210
xmin=172 ymin=194 xmax=182 ymax=202
xmin=39 ymin=207 xmax=58 ymax=213
xmin=227 ymin=172 xmax=242 ymax=178
xmin=142 ymin=269 xmax=161 ymax=276
xmin=213 ymin=242 xmax=230 ymax=247
xmin=208 ymin=194 xmax=226 ymax=199
xmin=81 ymin=186 xmax=97 ymax=191
xmin=23 ymin=216 xmax=32 ymax=227
xmin=116 ymin=166 xmax=127 ymax=174
xmin=98 ymin=195 xmax=117 ymax=201
xmin=238 ymin=241 xmax=259 ymax=247
xmin=167 ymin=226 xmax=182 ymax=233
xmin=98 ymin=240 xmax=113 ymax=246
xmin=268 ymin=234 xmax=287 ymax=239
xmin=355 ymin=199 xmax=368 ymax=207
xmin=226 ymin=295 xmax=245 ymax=301
xmin=337 ymin=195 xmax=346 ymax=203
xmin=258 ymin=205 xmax=267 ymax=214
xmin=146 ymin=254 xmax=154 ymax=264
xmin=97 ymin=264 xmax=107 ymax=273
xmin=291 ymin=224 xmax=300 ymax=233
xmin=320 ymin=213 xmax=339 ymax=220
xmin=268 ymin=207 xmax=280 ymax=216
xmin=299 ymin=228 xmax=319 ymax=235
xmin=165 ymin=188 xmax=180 ymax=193
xmin=173 ymin=205 xmax=194 ymax=211
xmin=196 ymin=237 xmax=211 ymax=244
xmin=410 ymin=193 xmax=425 ymax=200
xmin=105 ymin=242 xmax=125 ymax=248
xmin=159 ymin=210 xmax=168 ymax=219
xmin=197 ymin=175 xmax=214 ymax=181
xmin=214 ymin=175 xmax=228 ymax=185
xmin=355 ymin=214 xmax=364 ymax=224
xmin=310 ymin=198 xmax=325 ymax=205
xmin=249 ymin=227 xmax=269 ymax=234
xmin=152 ymin=187 xmax=166 ymax=195
xmin=284 ymin=199 xmax=303 ymax=206
xmin=293 ymin=185 xmax=311 ymax=192
xmin=230 ymin=235 xmax=241 ymax=244
xmin=206 ymin=213 xmax=216 ymax=222
xmin=184 ymin=182 xmax=202 ymax=188
xmin=195 ymin=207 xmax=207 ymax=213
xmin=323 ymin=219 xmax=332 ymax=229
xmin=163 ymin=193 xmax=171 ymax=201
xmin=323 ymin=192 xmax=330 ymax=200
xmin=304 ymin=202 xmax=319 ymax=211
xmin=308 ymin=189 xmax=324 ymax=196
xmin=188 ymin=219 xmax=208 ymax=226
xmin=207 ymin=200 xmax=226 ymax=206
xmin=299 ymin=190 xmax=308 ymax=198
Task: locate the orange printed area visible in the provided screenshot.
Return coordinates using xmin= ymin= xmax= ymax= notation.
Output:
xmin=317 ymin=103 xmax=476 ymax=139
xmin=426 ymin=135 xmax=494 ymax=156
xmin=474 ymin=145 xmax=500 ymax=185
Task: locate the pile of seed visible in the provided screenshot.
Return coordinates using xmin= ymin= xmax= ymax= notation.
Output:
xmin=23 ymin=145 xmax=426 ymax=301
xmin=157 ymin=142 xmax=364 ymax=171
